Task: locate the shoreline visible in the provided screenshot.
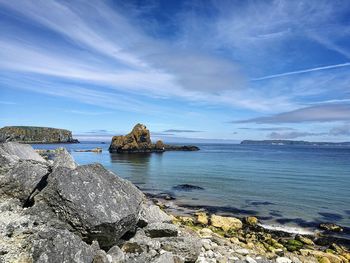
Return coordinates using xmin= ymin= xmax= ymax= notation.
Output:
xmin=145 ymin=192 xmax=350 ymax=248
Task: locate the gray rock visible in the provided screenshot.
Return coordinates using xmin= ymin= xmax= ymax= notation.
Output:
xmin=35 ymin=163 xmax=144 ymax=249
xmin=52 ymin=148 xmax=77 ymax=170
xmin=28 ymin=227 xmax=95 ymax=263
xmin=276 ymin=257 xmax=292 ymax=263
xmin=144 ymin=223 xmax=178 ymax=238
xmin=107 ymin=245 xmax=125 ymax=262
xmin=153 ymin=252 xmax=184 ymax=263
xmin=159 ymin=235 xmax=201 ymax=263
xmin=0 ymin=142 xmax=45 ymax=163
xmin=138 ymin=203 xmax=172 ymax=227
xmin=0 ymin=160 xmax=49 ymax=204
xmin=93 ymin=250 xmax=109 ymax=263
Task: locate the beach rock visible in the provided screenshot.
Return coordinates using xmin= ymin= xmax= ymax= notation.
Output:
xmin=144 ymin=223 xmax=179 ymax=238
xmin=195 ymin=212 xmax=209 ymax=225
xmin=300 ymin=249 xmax=343 ymax=263
xmin=285 ymin=239 xmax=303 ymax=252
xmin=319 ymin=257 xmax=331 ymax=263
xmin=319 ymin=223 xmax=343 ymax=232
xmin=276 ymin=257 xmax=292 ymax=263
xmin=35 ymin=163 xmax=144 ymax=249
xmin=164 ymin=145 xmax=200 ymax=151
xmin=0 ymin=160 xmax=49 ymax=204
xmin=159 ymin=235 xmax=201 ymax=262
xmin=0 ymin=126 xmax=79 ymax=143
xmin=0 ymin=142 xmax=46 ymax=163
xmin=172 ymin=184 xmax=204 ymax=191
xmin=52 ymin=147 xmax=77 ymax=170
xmin=28 ymin=227 xmax=95 ymax=263
xmin=138 ymin=203 xmax=172 ymax=227
xmin=245 ymin=216 xmax=258 ymax=226
xmin=210 ymin=215 xmax=243 ymax=231
xmin=295 ymin=234 xmax=314 ymax=246
xmin=93 ymin=250 xmax=109 ymax=263
xmin=107 ymin=245 xmax=125 ymax=262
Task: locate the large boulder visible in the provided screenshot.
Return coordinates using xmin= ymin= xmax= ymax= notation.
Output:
xmin=0 ymin=160 xmax=49 ymax=205
xmin=35 ymin=163 xmax=144 ymax=249
xmin=0 ymin=142 xmax=46 ymax=165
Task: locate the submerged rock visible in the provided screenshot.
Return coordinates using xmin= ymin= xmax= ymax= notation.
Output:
xmin=172 ymin=184 xmax=204 ymax=191
xmin=35 ymin=163 xmax=144 ymax=249
xmin=319 ymin=223 xmax=344 ymax=232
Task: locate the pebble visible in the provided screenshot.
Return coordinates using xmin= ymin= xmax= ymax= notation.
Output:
xmin=245 ymin=256 xmax=257 ymax=263
xmin=236 ymin=248 xmax=250 ymax=255
xmin=276 ymin=257 xmax=292 ymax=263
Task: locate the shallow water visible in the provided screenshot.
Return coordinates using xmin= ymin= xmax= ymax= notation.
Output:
xmin=33 ymin=142 xmax=350 ymax=235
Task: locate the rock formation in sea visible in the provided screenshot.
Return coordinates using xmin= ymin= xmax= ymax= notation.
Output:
xmin=0 ymin=126 xmax=79 ymax=143
xmin=109 ymin=123 xmax=199 ymax=153
xmin=1 ymin=142 xmax=349 ymax=263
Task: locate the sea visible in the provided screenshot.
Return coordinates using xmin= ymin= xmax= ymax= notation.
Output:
xmin=32 ymin=142 xmax=350 ymax=237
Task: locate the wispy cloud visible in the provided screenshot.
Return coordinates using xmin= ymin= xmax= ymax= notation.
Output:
xmin=268 ymin=131 xmax=327 ymax=139
xmin=238 ymin=127 xmax=295 ymax=131
xmin=252 ymin=63 xmax=350 ymax=81
xmin=329 ymin=124 xmax=350 ymax=136
xmin=163 ymin=129 xmax=203 ymax=133
xmin=233 ymin=103 xmax=350 ymax=124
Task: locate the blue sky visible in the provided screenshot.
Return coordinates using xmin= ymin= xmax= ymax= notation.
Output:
xmin=1 ymin=0 xmax=350 ymax=142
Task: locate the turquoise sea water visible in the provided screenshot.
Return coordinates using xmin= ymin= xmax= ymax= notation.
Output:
xmin=33 ymin=142 xmax=350 ymax=235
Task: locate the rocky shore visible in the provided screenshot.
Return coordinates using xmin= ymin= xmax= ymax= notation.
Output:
xmin=0 ymin=142 xmax=349 ymax=263
xmin=109 ymin=124 xmax=199 ymax=153
xmin=0 ymin=126 xmax=79 ymax=144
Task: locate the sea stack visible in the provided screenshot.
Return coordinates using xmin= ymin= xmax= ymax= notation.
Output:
xmin=109 ymin=123 xmax=199 ymax=153
xmin=0 ymin=126 xmax=79 ymax=144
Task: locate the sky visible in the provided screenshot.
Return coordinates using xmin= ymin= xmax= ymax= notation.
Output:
xmin=0 ymin=0 xmax=350 ymax=142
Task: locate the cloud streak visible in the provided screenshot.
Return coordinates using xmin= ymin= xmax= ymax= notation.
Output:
xmin=233 ymin=103 xmax=350 ymax=124
xmin=163 ymin=129 xmax=203 ymax=133
xmin=252 ymin=63 xmax=350 ymax=81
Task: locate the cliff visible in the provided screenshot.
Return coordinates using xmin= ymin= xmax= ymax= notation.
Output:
xmin=240 ymin=140 xmax=350 ymax=146
xmin=0 ymin=126 xmax=79 ymax=144
xmin=109 ymin=123 xmax=199 ymax=153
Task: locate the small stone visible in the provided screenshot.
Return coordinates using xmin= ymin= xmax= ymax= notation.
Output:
xmin=235 ymin=248 xmax=250 ymax=255
xmin=245 ymin=256 xmax=257 ymax=263
xmin=295 ymin=234 xmax=314 ymax=246
xmin=276 ymin=257 xmax=292 ymax=263
xmin=245 ymin=216 xmax=258 ymax=226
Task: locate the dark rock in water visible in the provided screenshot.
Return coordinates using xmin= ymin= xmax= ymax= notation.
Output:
xmin=164 ymin=145 xmax=200 ymax=151
xmin=0 ymin=126 xmax=79 ymax=144
xmin=28 ymin=228 xmax=95 ymax=263
xmin=172 ymin=184 xmax=204 ymax=191
xmin=35 ymin=163 xmax=144 ymax=249
xmin=319 ymin=223 xmax=344 ymax=232
xmin=109 ymin=123 xmax=199 ymax=153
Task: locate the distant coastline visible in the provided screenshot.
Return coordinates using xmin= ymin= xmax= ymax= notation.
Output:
xmin=241 ymin=139 xmax=350 ymax=146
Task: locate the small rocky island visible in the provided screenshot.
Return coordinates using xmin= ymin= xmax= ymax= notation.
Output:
xmin=109 ymin=123 xmax=199 ymax=153
xmin=0 ymin=126 xmax=79 ymax=144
